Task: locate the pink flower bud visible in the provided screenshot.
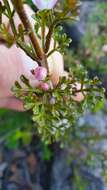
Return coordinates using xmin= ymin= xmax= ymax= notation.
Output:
xmin=50 ymin=97 xmax=56 ymax=104
xmin=40 ymin=82 xmax=49 ymax=91
xmin=34 ymin=66 xmax=47 ymax=81
xmin=32 ymin=0 xmax=58 ymax=10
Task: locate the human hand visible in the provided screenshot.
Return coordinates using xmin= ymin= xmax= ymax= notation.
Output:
xmin=0 ymin=2 xmax=83 ymax=111
xmin=0 ymin=35 xmax=66 ymax=110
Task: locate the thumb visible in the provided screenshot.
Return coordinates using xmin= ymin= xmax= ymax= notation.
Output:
xmin=48 ymin=51 xmax=64 ymax=86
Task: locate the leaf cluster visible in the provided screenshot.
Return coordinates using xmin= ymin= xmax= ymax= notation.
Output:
xmin=12 ymin=65 xmax=105 ymax=143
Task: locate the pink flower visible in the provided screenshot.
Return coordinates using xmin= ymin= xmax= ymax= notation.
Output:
xmin=34 ymin=66 xmax=47 ymax=81
xmin=32 ymin=0 xmax=58 ymax=10
xmin=40 ymin=82 xmax=49 ymax=91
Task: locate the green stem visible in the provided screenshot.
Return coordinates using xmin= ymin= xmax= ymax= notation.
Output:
xmin=45 ymin=16 xmax=78 ymax=54
xmin=44 ymin=22 xmax=55 ymax=53
xmin=2 ymin=0 xmax=41 ymax=63
xmin=16 ymin=39 xmax=39 ymax=62
xmin=41 ymin=15 xmax=45 ymax=50
xmin=10 ymin=10 xmax=17 ymax=35
xmin=15 ymin=86 xmax=98 ymax=95
xmin=0 ymin=2 xmax=2 ymax=24
xmin=3 ymin=0 xmax=17 ymax=35
xmin=41 ymin=53 xmax=49 ymax=73
xmin=73 ymin=88 xmax=99 ymax=94
xmin=47 ymin=48 xmax=59 ymax=57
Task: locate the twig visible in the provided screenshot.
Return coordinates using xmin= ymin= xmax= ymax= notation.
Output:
xmin=11 ymin=0 xmax=44 ymax=60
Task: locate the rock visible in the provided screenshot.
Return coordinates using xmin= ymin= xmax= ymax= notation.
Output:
xmin=27 ymin=153 xmax=38 ymax=175
xmin=50 ymin=150 xmax=73 ymax=190
xmin=32 ymin=183 xmax=43 ymax=190
xmin=64 ymin=1 xmax=96 ymax=48
xmin=50 ymin=147 xmax=104 ymax=190
xmin=80 ymin=167 xmax=104 ymax=190
xmin=0 ymin=162 xmax=8 ymax=177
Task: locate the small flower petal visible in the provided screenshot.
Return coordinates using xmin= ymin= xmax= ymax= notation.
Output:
xmin=32 ymin=0 xmax=58 ymax=10
xmin=34 ymin=66 xmax=47 ymax=81
xmin=40 ymin=82 xmax=49 ymax=91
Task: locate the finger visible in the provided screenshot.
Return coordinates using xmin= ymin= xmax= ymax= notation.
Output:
xmin=71 ymin=83 xmax=85 ymax=102
xmin=48 ymin=51 xmax=64 ymax=86
xmin=0 ymin=97 xmax=24 ymax=111
xmin=0 ymin=42 xmax=39 ymax=98
xmin=2 ymin=1 xmax=65 ymax=87
xmin=0 ymin=44 xmax=26 ymax=98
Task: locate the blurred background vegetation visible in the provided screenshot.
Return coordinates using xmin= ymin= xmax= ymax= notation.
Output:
xmin=1 ymin=1 xmax=107 ymax=190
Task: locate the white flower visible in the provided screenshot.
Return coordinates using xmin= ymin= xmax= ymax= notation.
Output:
xmin=32 ymin=0 xmax=58 ymax=10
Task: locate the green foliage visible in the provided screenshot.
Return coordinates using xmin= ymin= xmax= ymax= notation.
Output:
xmin=73 ymin=169 xmax=88 ymax=190
xmin=0 ymin=24 xmax=14 ymax=47
xmin=41 ymin=143 xmax=53 ymax=161
xmin=0 ymin=1 xmax=106 ymax=187
xmin=53 ymin=26 xmax=72 ymax=54
xmin=62 ymin=2 xmax=107 ymax=185
xmin=12 ymin=64 xmax=105 ymax=143
xmin=67 ymin=2 xmax=107 ymax=75
xmin=0 ymin=109 xmax=33 ymax=148
xmin=24 ymin=0 xmax=36 ymax=10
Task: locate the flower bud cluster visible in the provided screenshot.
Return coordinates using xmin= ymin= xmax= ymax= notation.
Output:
xmin=33 ymin=66 xmax=49 ymax=91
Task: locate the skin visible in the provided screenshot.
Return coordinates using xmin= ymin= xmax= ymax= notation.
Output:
xmin=0 ymin=2 xmax=84 ymax=111
xmin=0 ymin=43 xmax=66 ymax=111
xmin=0 ymin=45 xmax=33 ymax=111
